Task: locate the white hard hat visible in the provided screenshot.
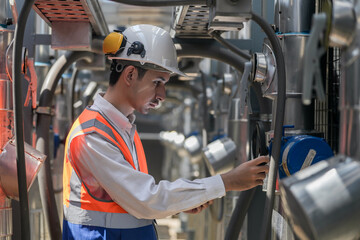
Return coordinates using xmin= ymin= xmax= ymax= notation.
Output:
xmin=103 ymin=24 xmax=185 ymax=77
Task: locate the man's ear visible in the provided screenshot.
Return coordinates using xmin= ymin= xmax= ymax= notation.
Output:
xmin=123 ymin=66 xmax=137 ymax=86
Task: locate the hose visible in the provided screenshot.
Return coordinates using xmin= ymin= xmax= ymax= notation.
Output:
xmin=110 ymin=0 xmax=206 ymax=6
xmin=36 ymin=51 xmax=93 ymax=240
xmin=12 ymin=1 xmax=35 ymax=239
xmin=251 ymin=13 xmax=286 ymax=240
xmin=210 ymin=31 xmax=252 ymax=61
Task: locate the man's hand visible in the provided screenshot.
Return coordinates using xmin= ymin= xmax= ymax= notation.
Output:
xmin=183 ymin=200 xmax=213 ymax=214
xmin=221 ymin=156 xmax=269 ymax=192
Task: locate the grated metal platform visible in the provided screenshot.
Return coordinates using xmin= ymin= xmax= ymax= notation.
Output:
xmin=172 ymin=5 xmax=211 ymax=38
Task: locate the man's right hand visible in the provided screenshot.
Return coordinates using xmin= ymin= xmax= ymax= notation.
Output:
xmin=220 ymin=156 xmax=269 ymax=192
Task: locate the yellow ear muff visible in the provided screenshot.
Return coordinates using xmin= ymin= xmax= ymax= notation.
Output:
xmin=103 ymin=32 xmax=126 ymax=55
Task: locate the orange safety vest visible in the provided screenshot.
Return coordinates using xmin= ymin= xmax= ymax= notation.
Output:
xmin=63 ymin=107 xmax=148 ymax=214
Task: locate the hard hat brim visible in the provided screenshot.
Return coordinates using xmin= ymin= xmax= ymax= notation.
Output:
xmin=108 ymin=57 xmax=187 ymax=77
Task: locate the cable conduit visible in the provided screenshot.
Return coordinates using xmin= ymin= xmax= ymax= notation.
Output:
xmin=250 ymin=13 xmax=286 ymax=240
xmin=12 ymin=1 xmax=35 ymax=239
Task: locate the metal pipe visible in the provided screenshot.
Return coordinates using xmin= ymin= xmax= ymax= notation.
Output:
xmin=339 ymin=6 xmax=360 ymax=160
xmin=273 ymin=0 xmax=315 ymax=131
xmin=274 ymin=0 xmax=315 ymax=33
xmin=250 ymin=13 xmax=286 ymax=240
xmin=110 ymin=0 xmax=206 ymax=7
xmin=12 ymin=1 xmax=36 ymax=239
xmin=36 ymin=51 xmax=93 ymax=239
xmin=176 ymin=39 xmax=246 ymax=74
xmin=210 ymin=31 xmax=252 ymax=61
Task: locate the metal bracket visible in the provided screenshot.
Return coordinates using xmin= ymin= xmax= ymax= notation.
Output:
xmin=302 ymin=13 xmax=327 ymax=105
xmin=23 ymin=58 xmax=38 ymax=109
xmin=239 ymin=61 xmax=252 ymax=114
xmin=35 ymin=106 xmax=54 ymax=116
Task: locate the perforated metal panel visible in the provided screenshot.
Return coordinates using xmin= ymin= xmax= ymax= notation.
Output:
xmin=172 ymin=5 xmax=210 ymax=38
xmin=33 ymin=0 xmax=108 ymax=36
xmin=33 ymin=1 xmax=89 ymax=23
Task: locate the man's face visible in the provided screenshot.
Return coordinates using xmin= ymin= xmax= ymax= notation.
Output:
xmin=130 ymin=68 xmax=170 ymax=114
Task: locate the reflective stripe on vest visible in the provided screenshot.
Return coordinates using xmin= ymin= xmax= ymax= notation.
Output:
xmin=63 ymin=107 xmax=150 ymax=228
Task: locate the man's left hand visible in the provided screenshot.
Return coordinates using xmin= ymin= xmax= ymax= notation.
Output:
xmin=183 ymin=200 xmax=213 ymax=214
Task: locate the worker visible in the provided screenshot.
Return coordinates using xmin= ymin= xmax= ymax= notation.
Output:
xmin=62 ymin=24 xmax=269 ymax=240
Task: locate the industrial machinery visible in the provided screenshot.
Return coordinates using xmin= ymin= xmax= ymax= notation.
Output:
xmin=0 ymin=0 xmax=358 ymax=239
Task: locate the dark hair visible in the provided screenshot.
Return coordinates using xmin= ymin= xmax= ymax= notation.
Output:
xmin=109 ymin=61 xmax=148 ymax=86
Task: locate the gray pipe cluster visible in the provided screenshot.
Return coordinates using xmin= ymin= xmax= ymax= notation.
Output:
xmin=280 ymin=1 xmax=360 ymax=240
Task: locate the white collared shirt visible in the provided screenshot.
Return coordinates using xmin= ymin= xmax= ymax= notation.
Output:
xmin=72 ymin=93 xmax=226 ymax=219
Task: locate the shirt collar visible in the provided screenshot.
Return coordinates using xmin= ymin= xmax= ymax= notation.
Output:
xmin=91 ymin=93 xmax=136 ymax=133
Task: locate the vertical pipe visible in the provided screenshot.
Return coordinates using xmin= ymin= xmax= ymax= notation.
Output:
xmin=274 ymin=0 xmax=315 ymax=33
xmin=338 ymin=12 xmax=360 ymax=160
xmin=273 ymin=0 xmax=316 ymax=131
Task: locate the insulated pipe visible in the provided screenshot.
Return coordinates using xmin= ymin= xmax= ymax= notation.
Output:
xmin=36 ymin=51 xmax=93 ymax=240
xmin=339 ymin=7 xmax=360 ymax=160
xmin=110 ymin=0 xmax=206 ymax=7
xmin=12 ymin=0 xmax=35 ymax=239
xmin=250 ymin=13 xmax=286 ymax=240
xmin=176 ymin=40 xmax=246 ymax=73
xmin=210 ymin=32 xmax=252 ymax=61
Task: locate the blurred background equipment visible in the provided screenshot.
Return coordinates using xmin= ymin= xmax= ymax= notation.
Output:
xmin=1 ymin=0 xmax=359 ymax=239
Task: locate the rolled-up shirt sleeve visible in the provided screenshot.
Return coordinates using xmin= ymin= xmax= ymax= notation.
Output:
xmin=71 ymin=132 xmax=226 ymax=219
